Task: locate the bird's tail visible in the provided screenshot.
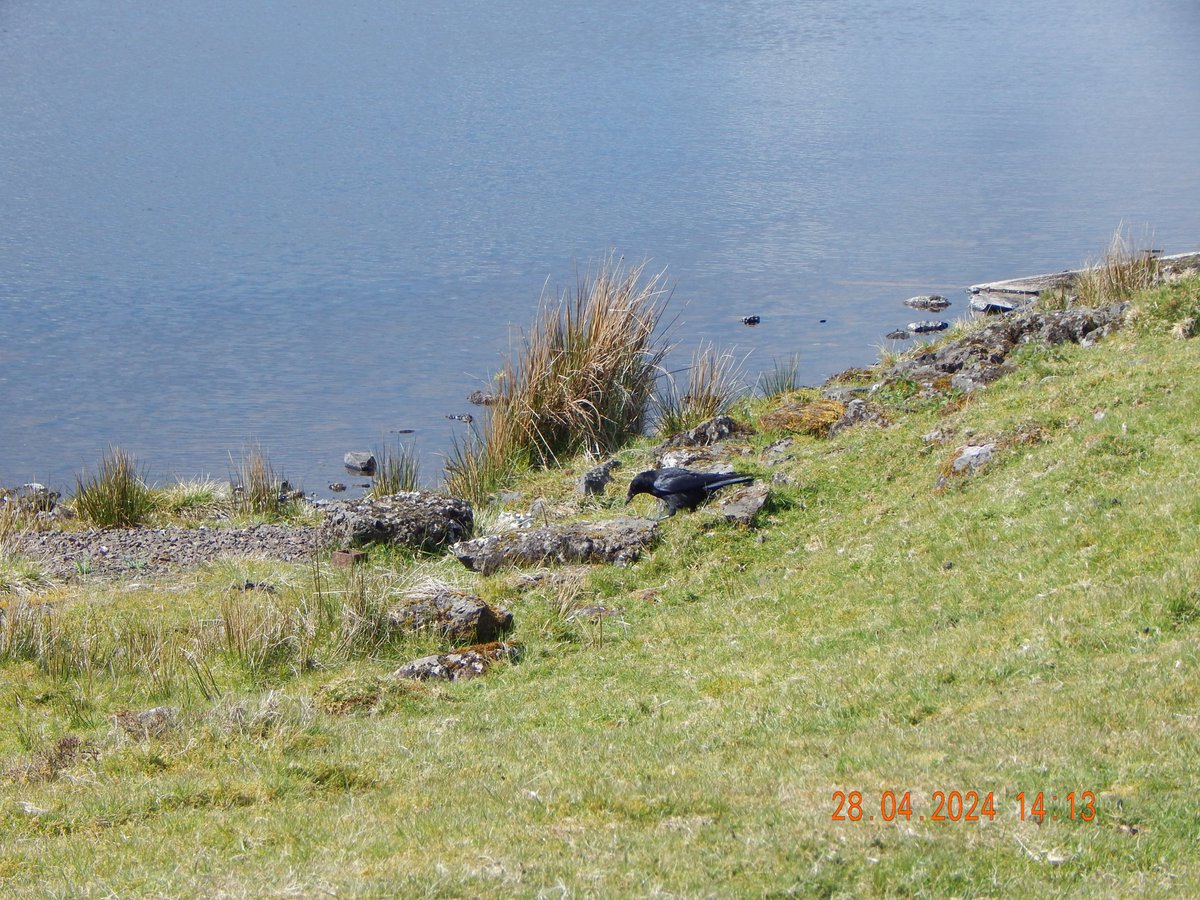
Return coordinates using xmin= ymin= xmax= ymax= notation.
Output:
xmin=706 ymin=475 xmax=754 ymax=492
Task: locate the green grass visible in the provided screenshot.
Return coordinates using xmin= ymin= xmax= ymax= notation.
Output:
xmin=71 ymin=446 xmax=157 ymax=528
xmin=2 ymin=277 xmax=1200 ymax=895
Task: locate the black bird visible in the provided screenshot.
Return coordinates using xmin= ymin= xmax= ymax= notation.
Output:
xmin=625 ymin=467 xmax=754 ymax=518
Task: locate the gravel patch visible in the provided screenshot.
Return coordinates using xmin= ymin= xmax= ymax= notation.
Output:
xmin=14 ymin=524 xmax=327 ymax=579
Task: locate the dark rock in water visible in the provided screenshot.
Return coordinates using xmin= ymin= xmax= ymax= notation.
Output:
xmin=908 ymin=320 xmax=950 ymax=334
xmin=446 ymin=413 xmax=474 ymax=424
xmin=904 ymin=294 xmax=951 ymax=311
xmin=969 ymin=295 xmax=1022 ymax=314
xmin=885 ymin=329 xmax=910 ymax=340
xmin=742 ymin=315 xmax=761 ymax=325
xmin=452 ymin=517 xmax=659 ymax=576
xmin=388 ymin=583 xmax=513 ymax=644
xmin=394 ymin=641 xmax=520 ymax=682
xmin=320 ymin=491 xmax=474 ymax=550
xmin=578 ymin=459 xmax=622 ymax=496
xmin=328 ymin=482 xmax=347 ymax=493
xmin=466 ymin=391 xmax=496 ymax=406
xmin=662 ymin=415 xmax=753 ymax=449
xmin=343 ymin=451 xmax=376 ymax=475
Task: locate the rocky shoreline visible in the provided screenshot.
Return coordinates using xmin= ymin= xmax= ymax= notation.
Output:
xmin=6 ymin=270 xmax=1190 ymax=582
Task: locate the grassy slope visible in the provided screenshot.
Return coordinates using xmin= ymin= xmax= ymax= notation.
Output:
xmin=3 ymin=283 xmax=1200 ymax=897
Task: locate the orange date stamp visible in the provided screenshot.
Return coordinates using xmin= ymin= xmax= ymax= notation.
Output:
xmin=831 ymin=790 xmax=1097 ymax=823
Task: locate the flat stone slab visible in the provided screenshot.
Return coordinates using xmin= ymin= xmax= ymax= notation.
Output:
xmin=451 ymin=517 xmax=659 ymax=576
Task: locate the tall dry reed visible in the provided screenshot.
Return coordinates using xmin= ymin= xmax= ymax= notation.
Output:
xmin=446 ymin=256 xmax=671 ymax=501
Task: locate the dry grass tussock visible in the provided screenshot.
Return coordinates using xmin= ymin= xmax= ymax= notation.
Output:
xmin=446 ymin=256 xmax=671 ymax=500
xmin=72 ymin=446 xmax=156 ymax=527
xmin=655 ymin=342 xmax=745 ymax=436
xmin=1042 ymin=226 xmax=1162 ymax=310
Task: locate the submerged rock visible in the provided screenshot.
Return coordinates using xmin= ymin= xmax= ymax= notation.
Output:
xmin=904 ymin=295 xmax=951 ymax=311
xmin=451 ymin=517 xmax=659 ymax=576
xmin=908 ymin=320 xmax=950 ymax=334
xmin=320 ymin=491 xmax=473 ymax=550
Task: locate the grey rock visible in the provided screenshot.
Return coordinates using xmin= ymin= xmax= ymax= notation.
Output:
xmin=343 ymin=451 xmax=377 ymax=475
xmin=761 ymin=437 xmax=796 ymax=465
xmin=881 ymin=303 xmax=1127 ymax=396
xmin=657 ymin=448 xmax=733 ymax=471
xmin=328 ymin=482 xmax=347 ymax=492
xmin=113 ymin=706 xmax=178 ymax=739
xmin=662 ymin=415 xmax=752 ymax=449
xmin=904 ymin=295 xmax=951 ymax=311
xmin=394 ymin=641 xmax=520 ymax=682
xmin=716 ymin=482 xmax=771 ymax=527
xmin=388 ymin=584 xmax=513 ymax=644
xmin=885 ymin=329 xmax=911 ymax=340
xmin=467 ymin=389 xmax=499 ymax=406
xmin=320 ymin=491 xmax=473 ymax=550
xmin=950 ymin=443 xmax=996 ymax=474
xmin=819 ymin=384 xmax=872 ymax=402
xmin=452 ymin=517 xmax=659 ymax=576
xmin=908 ymin=320 xmax=950 ymax=333
xmin=828 ymin=399 xmax=887 ymax=436
xmin=578 ymin=459 xmax=622 ymax=496
xmin=969 ymin=294 xmax=1022 ymax=314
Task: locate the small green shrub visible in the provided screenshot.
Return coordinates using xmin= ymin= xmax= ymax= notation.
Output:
xmin=73 ymin=447 xmax=156 ymax=527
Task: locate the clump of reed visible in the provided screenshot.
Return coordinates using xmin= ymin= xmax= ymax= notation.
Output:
xmin=1075 ymin=228 xmax=1161 ymax=306
xmin=230 ymin=445 xmax=291 ymax=518
xmin=370 ymin=441 xmax=421 ymax=497
xmin=446 ymin=256 xmax=671 ymax=502
xmin=72 ymin=447 xmax=157 ymax=527
xmin=654 ymin=342 xmax=744 ymax=436
xmin=756 ymin=354 xmax=802 ymax=398
xmin=1043 ymin=226 xmax=1163 ymax=310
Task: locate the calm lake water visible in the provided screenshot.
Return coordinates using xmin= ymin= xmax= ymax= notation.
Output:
xmin=3 ymin=0 xmax=1199 ymax=494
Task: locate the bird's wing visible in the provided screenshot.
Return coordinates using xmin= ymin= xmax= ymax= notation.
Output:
xmin=652 ymin=468 xmax=702 ymax=494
